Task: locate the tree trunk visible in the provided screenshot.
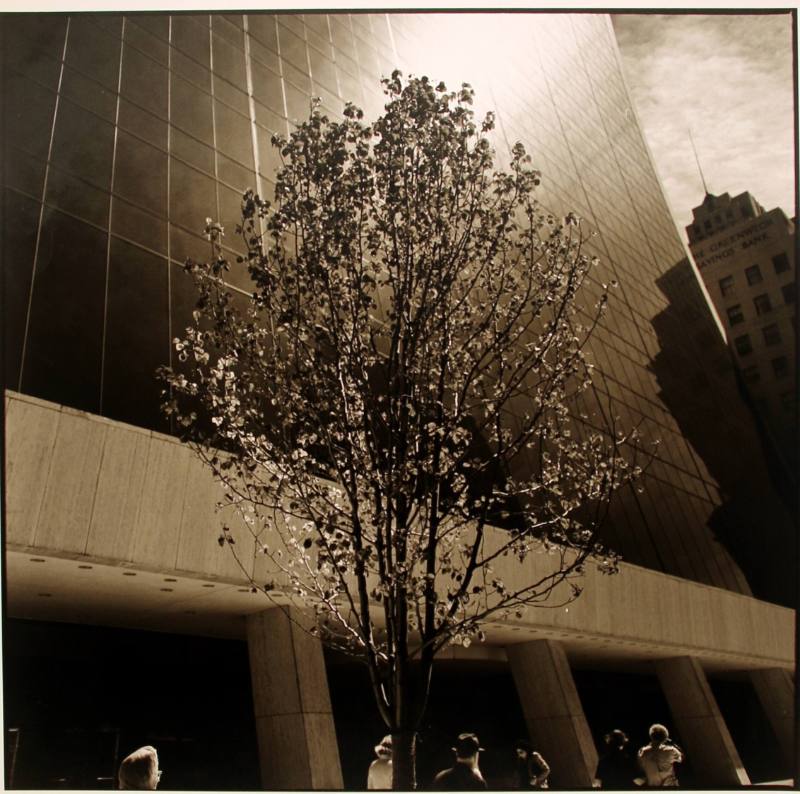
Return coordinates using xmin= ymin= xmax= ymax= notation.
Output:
xmin=392 ymin=728 xmax=417 ymax=790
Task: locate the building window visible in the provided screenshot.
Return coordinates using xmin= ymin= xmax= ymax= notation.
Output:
xmin=745 ymin=264 xmax=762 ymax=285
xmin=753 ymin=293 xmax=772 ymax=316
xmin=772 ymin=252 xmax=790 ymax=274
xmin=782 ymin=282 xmax=795 ymax=305
xmin=733 ymin=334 xmax=752 ymax=356
xmin=780 ymin=391 xmax=795 ymax=412
xmin=718 ymin=275 xmax=735 ymax=297
xmin=726 ymin=304 xmax=744 ymax=326
xmin=771 ymin=356 xmax=789 ymax=380
xmin=741 ymin=365 xmax=760 ymax=384
xmin=762 ymin=324 xmax=781 ymax=346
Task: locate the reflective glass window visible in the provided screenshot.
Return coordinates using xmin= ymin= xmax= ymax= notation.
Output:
xmin=718 ymin=275 xmax=734 ymax=297
xmin=125 ymin=18 xmax=169 ymax=66
xmin=251 ymin=61 xmax=285 ymax=116
xmin=120 ymin=46 xmax=168 ymax=118
xmin=114 ymin=130 xmax=168 ymax=214
xmin=45 ymin=164 xmax=110 ymax=227
xmin=60 ymin=66 xmax=118 ymax=122
xmin=171 ymin=74 xmax=214 ymax=144
xmin=104 ymin=237 xmax=170 ymax=431
xmin=726 ymin=304 xmax=744 ymax=326
xmin=4 ymin=75 xmax=58 ymax=161
xmin=212 ymin=32 xmax=246 ymax=86
xmin=112 ymin=196 xmax=168 ymax=254
xmin=214 ymin=102 xmax=254 ymax=168
xmin=169 ymin=159 xmax=216 ymax=232
xmin=753 ymin=293 xmax=772 ymax=316
xmin=3 ymin=189 xmax=41 ymax=387
xmin=733 ymin=334 xmax=752 ymax=357
xmin=772 ymin=252 xmax=790 ymax=275
xmin=781 ymin=283 xmax=795 ymax=305
xmin=66 ymin=17 xmax=121 ymax=90
xmin=118 ymin=99 xmax=168 ymax=151
xmin=762 ymin=324 xmax=781 ymax=347
xmin=171 ymin=15 xmax=210 ymax=68
xmin=51 ymin=98 xmax=115 ymax=189
xmin=23 ymin=207 xmax=107 ymax=412
xmin=171 ymin=127 xmax=215 ymax=175
xmin=771 ymin=356 xmax=789 ymax=380
xmin=745 ymin=264 xmax=762 ymax=286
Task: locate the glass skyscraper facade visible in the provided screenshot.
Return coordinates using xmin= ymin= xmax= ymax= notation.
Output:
xmin=4 ymin=11 xmax=790 ymax=602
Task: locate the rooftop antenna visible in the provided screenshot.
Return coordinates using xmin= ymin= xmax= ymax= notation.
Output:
xmin=688 ymin=128 xmax=710 ymax=196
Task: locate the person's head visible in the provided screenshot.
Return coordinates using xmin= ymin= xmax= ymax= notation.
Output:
xmin=453 ymin=732 xmax=484 ymax=762
xmin=375 ymin=735 xmax=393 ymax=760
xmin=605 ymin=729 xmax=628 ymax=750
xmin=648 ymin=724 xmax=669 ymax=745
xmin=514 ymin=739 xmax=532 ymax=761
xmin=118 ymin=746 xmax=160 ymax=790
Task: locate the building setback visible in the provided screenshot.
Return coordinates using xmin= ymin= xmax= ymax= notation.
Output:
xmin=2 ymin=12 xmax=795 ymax=789
xmin=686 ymin=190 xmax=796 ymax=472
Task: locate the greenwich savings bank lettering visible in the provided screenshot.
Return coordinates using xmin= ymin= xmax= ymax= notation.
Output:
xmin=695 ymin=217 xmax=774 ymax=268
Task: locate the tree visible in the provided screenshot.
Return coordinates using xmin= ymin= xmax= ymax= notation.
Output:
xmin=161 ymin=72 xmax=643 ymax=789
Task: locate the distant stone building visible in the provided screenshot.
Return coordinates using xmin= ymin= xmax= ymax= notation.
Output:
xmin=686 ymin=191 xmax=796 ymax=469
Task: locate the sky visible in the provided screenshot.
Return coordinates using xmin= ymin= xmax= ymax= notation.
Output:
xmin=612 ymin=12 xmax=796 ymax=237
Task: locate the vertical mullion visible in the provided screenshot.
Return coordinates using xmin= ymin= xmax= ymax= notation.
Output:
xmin=99 ymin=16 xmax=126 ymax=415
xmin=18 ymin=17 xmax=71 ymax=392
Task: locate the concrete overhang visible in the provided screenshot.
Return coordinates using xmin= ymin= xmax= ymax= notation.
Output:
xmin=5 ymin=390 xmax=795 ymax=675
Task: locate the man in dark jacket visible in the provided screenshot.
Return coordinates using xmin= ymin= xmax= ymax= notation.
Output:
xmin=432 ymin=733 xmax=488 ymax=790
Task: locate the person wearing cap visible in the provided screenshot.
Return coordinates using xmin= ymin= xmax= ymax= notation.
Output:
xmin=367 ymin=735 xmax=393 ymax=790
xmin=512 ymin=740 xmax=550 ymax=789
xmin=118 ymin=745 xmax=162 ymax=790
xmin=432 ymin=732 xmax=488 ymax=790
xmin=637 ymin=724 xmax=683 ymax=787
xmin=595 ymin=729 xmax=638 ymax=788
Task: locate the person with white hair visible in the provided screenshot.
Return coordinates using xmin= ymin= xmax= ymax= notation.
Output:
xmin=637 ymin=724 xmax=683 ymax=787
xmin=367 ymin=735 xmax=393 ymax=789
xmin=118 ymin=745 xmax=161 ymax=791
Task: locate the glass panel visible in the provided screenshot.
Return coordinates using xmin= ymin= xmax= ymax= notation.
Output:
xmin=247 ymin=14 xmax=279 ymax=52
xmin=169 ymin=159 xmax=216 ymax=232
xmin=60 ymin=66 xmax=118 ymax=122
xmin=214 ymin=102 xmax=253 ymax=168
xmin=120 ymin=46 xmax=168 ymax=118
xmin=4 ymin=28 xmax=63 ymax=90
xmin=171 ymin=127 xmax=215 ymax=175
xmin=22 ymin=207 xmax=107 ymax=412
xmin=4 ymin=145 xmax=47 ymax=198
xmin=66 ymin=17 xmax=122 ymax=90
xmin=250 ymin=61 xmax=285 ymax=116
xmin=170 ymin=73 xmax=214 ymax=144
xmin=3 ymin=189 xmax=41 ymax=387
xmin=171 ymin=15 xmax=210 ymax=68
xmin=112 ymin=196 xmax=168 ymax=254
xmin=118 ymin=98 xmax=168 ymax=151
xmin=211 ymin=32 xmax=246 ymax=86
xmin=133 ymin=14 xmax=170 ymax=41
xmin=50 ymin=98 xmax=115 ymax=190
xmin=45 ymin=163 xmax=110 ymax=227
xmin=4 ymin=74 xmax=58 ymax=161
xmin=113 ymin=130 xmax=168 ymax=214
xmin=104 ymin=236 xmax=170 ymax=431
xmin=124 ymin=17 xmax=169 ymax=66
xmin=171 ymin=47 xmax=211 ymax=92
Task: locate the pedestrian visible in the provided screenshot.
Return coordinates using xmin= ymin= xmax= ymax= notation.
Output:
xmin=367 ymin=735 xmax=393 ymax=790
xmin=512 ymin=740 xmax=551 ymax=789
xmin=118 ymin=746 xmax=161 ymax=790
xmin=432 ymin=732 xmax=488 ymax=790
xmin=637 ymin=724 xmax=683 ymax=787
xmin=595 ymin=729 xmax=638 ymax=788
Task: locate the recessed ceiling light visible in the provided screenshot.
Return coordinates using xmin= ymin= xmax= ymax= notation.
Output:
xmin=123 ymin=572 xmax=137 ymax=576
xmin=202 ymin=584 xmax=215 ymax=588
xmin=29 ymin=558 xmax=46 ymax=563
xmin=78 ymin=565 xmax=93 ymax=570
xmin=164 ymin=578 xmax=177 ymax=582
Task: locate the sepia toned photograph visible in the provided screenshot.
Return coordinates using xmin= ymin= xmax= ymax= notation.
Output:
xmin=2 ymin=6 xmax=796 ymax=791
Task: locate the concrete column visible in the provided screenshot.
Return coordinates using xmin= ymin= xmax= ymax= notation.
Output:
xmin=748 ymin=667 xmax=795 ymax=768
xmin=246 ymin=607 xmax=343 ymax=790
xmin=507 ymin=639 xmax=597 ymax=788
xmin=655 ymin=656 xmax=749 ymax=786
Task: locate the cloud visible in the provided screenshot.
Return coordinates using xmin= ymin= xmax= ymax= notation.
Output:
xmin=612 ymin=13 xmax=795 ymax=233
